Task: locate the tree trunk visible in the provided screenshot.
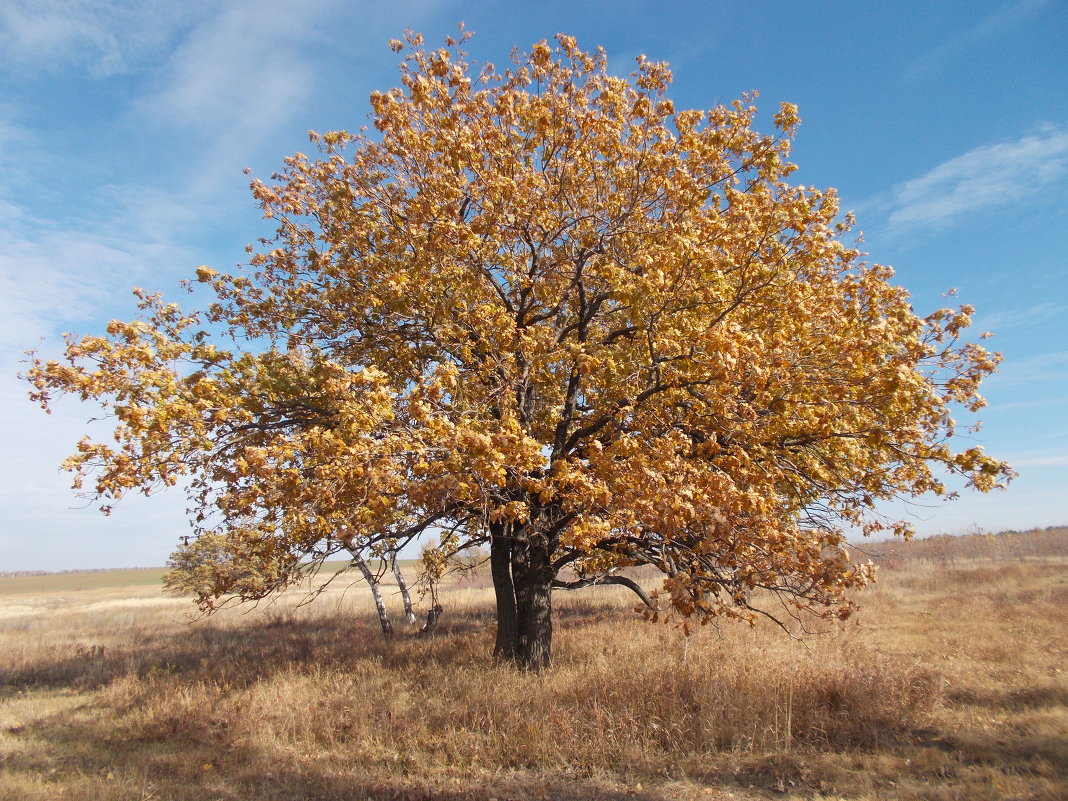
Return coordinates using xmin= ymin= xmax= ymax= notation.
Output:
xmin=510 ymin=534 xmax=554 ymax=671
xmin=419 ymin=604 xmax=443 ymax=636
xmin=354 ymin=556 xmax=393 ymax=636
xmin=490 ymin=521 xmax=518 ymax=661
xmin=390 ymin=549 xmax=417 ymax=626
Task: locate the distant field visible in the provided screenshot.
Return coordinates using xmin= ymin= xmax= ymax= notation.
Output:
xmin=0 ymin=568 xmax=168 ymax=596
xmin=0 ymin=558 xmax=422 ymax=596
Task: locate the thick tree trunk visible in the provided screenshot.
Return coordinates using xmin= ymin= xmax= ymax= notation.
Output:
xmin=390 ymin=549 xmax=417 ymax=626
xmin=510 ymin=535 xmax=554 ymax=671
xmin=354 ymin=556 xmax=393 ymax=636
xmin=490 ymin=522 xmax=518 ymax=661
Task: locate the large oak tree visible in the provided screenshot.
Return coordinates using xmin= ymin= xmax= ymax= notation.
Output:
xmin=28 ymin=31 xmax=1011 ymax=669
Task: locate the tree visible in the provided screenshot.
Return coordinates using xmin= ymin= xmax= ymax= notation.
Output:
xmin=27 ymin=30 xmax=1012 ymax=670
xmin=163 ymin=533 xmax=416 ymax=634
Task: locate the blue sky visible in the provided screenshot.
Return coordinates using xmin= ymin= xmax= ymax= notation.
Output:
xmin=1 ymin=0 xmax=1065 ymax=571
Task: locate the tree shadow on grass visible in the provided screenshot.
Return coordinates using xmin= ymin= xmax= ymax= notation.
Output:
xmin=1 ymin=602 xmax=743 ymax=800
xmin=14 ymin=707 xmax=1065 ymax=801
xmin=1 ymin=595 xmax=638 ymax=695
xmin=0 ymin=608 xmax=499 ymax=694
xmin=6 ymin=609 xmax=1065 ymax=801
xmin=4 ymin=712 xmax=693 ymax=801
xmin=902 ymin=728 xmax=1068 ymax=785
xmin=932 ymin=683 xmax=1068 ymax=781
xmin=946 ymin=683 xmax=1068 ymax=711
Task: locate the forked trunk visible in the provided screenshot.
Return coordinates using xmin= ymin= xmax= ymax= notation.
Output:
xmin=491 ymin=519 xmax=557 ymax=670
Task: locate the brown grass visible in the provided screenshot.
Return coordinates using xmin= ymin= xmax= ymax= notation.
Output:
xmin=2 ymin=534 xmax=1067 ymax=800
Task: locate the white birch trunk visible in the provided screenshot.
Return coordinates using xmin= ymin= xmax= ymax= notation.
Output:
xmin=390 ymin=549 xmax=417 ymax=625
xmin=354 ymin=555 xmax=393 ymax=636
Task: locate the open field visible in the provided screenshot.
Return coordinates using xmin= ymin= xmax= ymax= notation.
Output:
xmin=2 ymin=531 xmax=1067 ymax=800
xmin=0 ymin=568 xmax=170 ymax=596
xmin=0 ymin=561 xmax=426 ymax=597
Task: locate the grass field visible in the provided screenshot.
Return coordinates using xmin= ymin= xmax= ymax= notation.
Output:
xmin=1 ymin=532 xmax=1066 ymax=800
xmin=0 ymin=560 xmax=421 ymax=597
xmin=0 ymin=569 xmax=170 ymax=596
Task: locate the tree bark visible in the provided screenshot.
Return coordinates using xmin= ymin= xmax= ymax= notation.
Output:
xmin=511 ymin=534 xmax=554 ymax=671
xmin=490 ymin=521 xmax=518 ymax=661
xmin=354 ymin=555 xmax=393 ymax=636
xmin=390 ymin=548 xmax=417 ymax=625
xmin=419 ymin=604 xmax=443 ymax=636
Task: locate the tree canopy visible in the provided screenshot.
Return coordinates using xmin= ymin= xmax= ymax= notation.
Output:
xmin=28 ymin=30 xmax=1012 ymax=669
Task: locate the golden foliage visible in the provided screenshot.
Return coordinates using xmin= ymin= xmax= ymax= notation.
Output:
xmin=26 ymin=31 xmax=1011 ymax=628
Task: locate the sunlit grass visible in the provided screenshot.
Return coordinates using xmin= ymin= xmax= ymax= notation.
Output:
xmin=2 ymin=537 xmax=1067 ymax=800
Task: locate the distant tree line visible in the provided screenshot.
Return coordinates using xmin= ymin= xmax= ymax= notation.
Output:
xmin=0 ymin=566 xmax=162 ymax=578
xmin=861 ymin=525 xmax=1068 ymax=569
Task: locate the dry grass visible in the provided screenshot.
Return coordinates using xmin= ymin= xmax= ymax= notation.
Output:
xmin=2 ymin=539 xmax=1067 ymax=800
xmin=0 ymin=568 xmax=169 ymax=595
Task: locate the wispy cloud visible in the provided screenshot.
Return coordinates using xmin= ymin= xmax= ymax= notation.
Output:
xmin=0 ymin=236 xmax=114 ymax=352
xmin=0 ymin=106 xmax=34 ymax=191
xmin=0 ymin=190 xmax=203 ymax=365
xmin=975 ymin=302 xmax=1066 ymax=334
xmin=984 ymin=350 xmax=1068 ymax=389
xmin=883 ymin=126 xmax=1068 ymax=234
xmin=1010 ymin=454 xmax=1068 ymax=468
xmin=132 ymin=0 xmax=353 ymax=200
xmin=0 ymin=1 xmax=201 ymax=77
xmin=907 ymin=0 xmax=1053 ymax=81
xmin=144 ymin=2 xmax=324 ymax=133
xmin=0 ymin=197 xmax=202 ymax=572
xmin=0 ymin=364 xmax=193 ymax=570
xmin=984 ymin=396 xmax=1068 ymax=413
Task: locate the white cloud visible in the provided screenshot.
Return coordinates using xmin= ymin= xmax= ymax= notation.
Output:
xmin=0 ymin=242 xmax=112 ymax=353
xmin=884 ymin=127 xmax=1068 ymax=234
xmin=975 ymin=302 xmax=1065 ymax=334
xmin=130 ymin=0 xmax=353 ymax=201
xmin=0 ymin=1 xmax=202 ymax=77
xmin=0 ymin=108 xmax=36 ymax=194
xmin=0 ymin=204 xmax=201 ymax=361
xmin=985 ymin=350 xmax=1068 ymax=389
xmin=1011 ymin=454 xmax=1068 ymax=468
xmin=0 ymin=370 xmax=192 ymax=571
xmin=907 ymin=0 xmax=1053 ymax=81
xmin=141 ymin=0 xmax=344 ymax=135
xmin=0 ymin=0 xmax=465 ymax=571
xmin=0 ymin=209 xmax=199 ymax=573
xmin=984 ymin=396 xmax=1067 ymax=413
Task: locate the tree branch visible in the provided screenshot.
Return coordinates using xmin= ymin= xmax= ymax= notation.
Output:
xmin=551 ymin=574 xmax=657 ymax=609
